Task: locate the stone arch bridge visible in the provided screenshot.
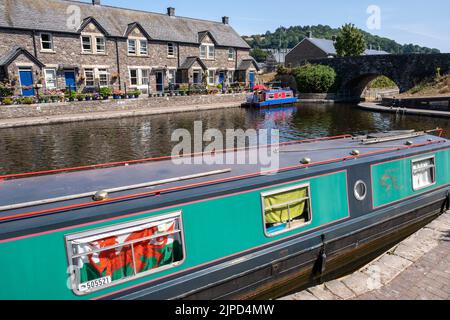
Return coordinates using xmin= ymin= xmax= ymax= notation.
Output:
xmin=305 ymin=54 xmax=450 ymax=100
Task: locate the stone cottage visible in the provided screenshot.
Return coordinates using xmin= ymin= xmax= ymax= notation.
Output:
xmin=285 ymin=34 xmax=389 ymax=67
xmin=0 ymin=0 xmax=260 ymax=96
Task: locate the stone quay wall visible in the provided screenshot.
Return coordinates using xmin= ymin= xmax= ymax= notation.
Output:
xmin=0 ymin=93 xmax=247 ymax=120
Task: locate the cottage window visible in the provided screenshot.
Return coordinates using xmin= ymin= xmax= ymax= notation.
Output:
xmin=412 ymin=156 xmax=436 ymax=191
xmin=97 ymin=69 xmax=109 ymax=87
xmin=40 ymin=33 xmax=54 ymax=51
xmin=228 ymin=48 xmax=235 ymax=60
xmin=167 ymin=43 xmax=176 ymax=57
xmin=261 ymin=184 xmax=312 ymax=237
xmin=129 ymin=69 xmax=138 ymax=86
xmin=227 ymin=70 xmax=235 ymax=84
xmin=96 ymin=37 xmax=106 ymax=53
xmin=128 ymin=39 xmax=137 ymax=55
xmin=65 ymin=212 xmax=185 ymax=295
xmin=168 ymin=69 xmax=176 ymax=84
xmin=44 ymin=69 xmax=57 ymax=89
xmin=82 ymin=36 xmax=92 ymax=53
xmin=207 ymin=70 xmax=215 ymax=85
xmin=141 ymin=69 xmax=149 ymax=85
xmin=200 ymin=45 xmax=207 ymax=59
xmin=208 ymin=45 xmax=215 ymax=60
xmin=84 ymin=69 xmax=95 ymax=87
xmin=139 ymin=40 xmax=148 ymax=55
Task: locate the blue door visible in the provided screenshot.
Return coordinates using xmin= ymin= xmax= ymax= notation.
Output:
xmin=64 ymin=71 xmax=76 ymax=91
xmin=19 ymin=70 xmax=34 ymax=97
xmin=219 ymin=72 xmax=225 ymax=84
xmin=249 ymin=71 xmax=255 ymax=90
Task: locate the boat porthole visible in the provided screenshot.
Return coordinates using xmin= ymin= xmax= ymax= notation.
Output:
xmin=354 ymin=180 xmax=368 ymax=201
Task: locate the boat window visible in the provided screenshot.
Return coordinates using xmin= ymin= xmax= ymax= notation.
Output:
xmin=65 ymin=212 xmax=185 ymax=295
xmin=262 ymin=184 xmax=312 ymax=237
xmin=412 ymin=156 xmax=436 ymax=191
xmin=354 ymin=180 xmax=368 ymax=201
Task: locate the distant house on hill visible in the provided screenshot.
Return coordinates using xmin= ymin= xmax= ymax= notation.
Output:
xmin=285 ymin=36 xmax=389 ymax=67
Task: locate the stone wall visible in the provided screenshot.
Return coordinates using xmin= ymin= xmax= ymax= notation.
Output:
xmin=0 ymin=93 xmax=247 ymax=119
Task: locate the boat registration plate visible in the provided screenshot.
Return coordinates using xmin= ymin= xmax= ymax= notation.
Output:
xmin=78 ymin=276 xmax=112 ymax=292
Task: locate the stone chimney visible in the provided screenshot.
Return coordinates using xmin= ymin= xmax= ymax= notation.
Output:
xmin=167 ymin=7 xmax=175 ymax=16
xmin=222 ymin=16 xmax=229 ymax=25
xmin=92 ymin=0 xmax=101 ymax=5
xmin=308 ymin=31 xmax=313 ymax=38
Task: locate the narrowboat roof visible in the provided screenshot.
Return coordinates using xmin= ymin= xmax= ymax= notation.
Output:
xmin=0 ymin=131 xmax=448 ymax=221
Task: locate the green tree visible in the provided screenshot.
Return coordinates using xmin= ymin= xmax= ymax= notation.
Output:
xmin=250 ymin=48 xmax=269 ymax=63
xmin=335 ymin=23 xmax=366 ymax=57
xmin=293 ymin=64 xmax=337 ymax=93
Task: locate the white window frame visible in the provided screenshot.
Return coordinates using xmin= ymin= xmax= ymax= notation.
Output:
xmin=227 ymin=70 xmax=235 ymax=84
xmin=95 ymin=36 xmax=106 ymax=54
xmin=44 ymin=68 xmax=57 ymax=89
xmin=207 ymin=69 xmax=216 ymax=85
xmin=139 ymin=40 xmax=148 ymax=56
xmin=97 ymin=68 xmax=109 ymax=87
xmin=40 ymin=33 xmax=54 ymax=52
xmin=167 ymin=43 xmax=176 ymax=58
xmin=84 ymin=69 xmax=95 ymax=87
xmin=228 ymin=48 xmax=235 ymax=60
xmin=411 ymin=155 xmax=437 ymax=191
xmin=128 ymin=39 xmax=137 ymax=55
xmin=261 ymin=183 xmax=313 ymax=238
xmin=200 ymin=44 xmax=215 ymax=60
xmin=81 ymin=36 xmax=93 ymax=53
xmin=129 ymin=68 xmax=151 ymax=87
xmin=168 ymin=69 xmax=177 ymax=85
xmin=65 ymin=211 xmax=186 ymax=296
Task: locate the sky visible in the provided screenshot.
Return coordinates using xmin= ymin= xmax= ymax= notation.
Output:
xmin=79 ymin=0 xmax=450 ymax=52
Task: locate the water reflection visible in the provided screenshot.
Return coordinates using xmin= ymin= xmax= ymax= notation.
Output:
xmin=0 ymin=103 xmax=449 ymax=175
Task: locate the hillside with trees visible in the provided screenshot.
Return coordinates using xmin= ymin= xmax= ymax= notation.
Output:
xmin=243 ymin=24 xmax=440 ymax=54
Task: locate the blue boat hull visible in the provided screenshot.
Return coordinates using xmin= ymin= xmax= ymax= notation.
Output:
xmin=251 ymin=97 xmax=299 ymax=107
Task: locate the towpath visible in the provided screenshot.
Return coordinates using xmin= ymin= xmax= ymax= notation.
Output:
xmin=281 ymin=210 xmax=450 ymax=300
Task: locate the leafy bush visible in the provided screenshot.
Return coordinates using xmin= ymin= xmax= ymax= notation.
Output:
xmin=99 ymin=87 xmax=112 ymax=99
xmin=368 ymin=76 xmax=397 ymax=89
xmin=2 ymin=98 xmax=13 ymax=105
xmin=0 ymin=82 xmax=14 ymax=98
xmin=293 ymin=64 xmax=337 ymax=93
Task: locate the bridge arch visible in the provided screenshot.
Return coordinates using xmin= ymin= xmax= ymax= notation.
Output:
xmin=341 ymin=73 xmax=400 ymax=99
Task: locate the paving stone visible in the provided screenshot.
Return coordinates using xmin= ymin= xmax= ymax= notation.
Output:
xmin=324 ymin=280 xmax=356 ymax=300
xmin=378 ymin=254 xmax=413 ymax=272
xmin=307 ymin=285 xmax=338 ymax=300
xmin=341 ymin=272 xmax=373 ymax=296
xmin=290 ymin=291 xmax=319 ymax=301
xmin=394 ymin=244 xmax=425 ymax=262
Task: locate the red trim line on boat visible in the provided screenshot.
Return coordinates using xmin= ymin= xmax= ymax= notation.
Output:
xmin=0 ymin=140 xmax=446 ymax=223
xmin=0 ymin=135 xmax=352 ymax=181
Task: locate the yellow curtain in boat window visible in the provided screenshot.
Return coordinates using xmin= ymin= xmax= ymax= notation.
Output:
xmin=264 ymin=187 xmax=308 ymax=225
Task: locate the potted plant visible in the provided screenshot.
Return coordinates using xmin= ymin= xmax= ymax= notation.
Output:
xmin=1 ymin=97 xmax=13 ymax=105
xmin=66 ymin=91 xmax=76 ymax=102
xmin=85 ymin=94 xmax=93 ymax=101
xmin=76 ymin=93 xmax=85 ymax=101
xmin=100 ymin=87 xmax=112 ymax=100
xmin=133 ymin=89 xmax=141 ymax=98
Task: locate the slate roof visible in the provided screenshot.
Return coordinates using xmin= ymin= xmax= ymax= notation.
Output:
xmin=0 ymin=0 xmax=250 ymax=49
xmin=179 ymin=56 xmax=207 ymax=70
xmin=0 ymin=46 xmax=45 ymax=67
xmin=306 ymin=38 xmax=389 ymax=56
xmin=237 ymin=58 xmax=260 ymax=71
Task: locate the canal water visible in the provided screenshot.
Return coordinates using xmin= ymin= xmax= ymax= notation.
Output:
xmin=1 ymin=103 xmax=449 ymax=175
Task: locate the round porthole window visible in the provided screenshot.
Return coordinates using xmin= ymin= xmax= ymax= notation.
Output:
xmin=354 ymin=180 xmax=367 ymax=201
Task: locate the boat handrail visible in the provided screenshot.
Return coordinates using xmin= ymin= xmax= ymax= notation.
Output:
xmin=0 ymin=169 xmax=232 ymax=212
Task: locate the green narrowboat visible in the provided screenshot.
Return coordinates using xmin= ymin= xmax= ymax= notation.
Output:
xmin=0 ymin=130 xmax=449 ymax=300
